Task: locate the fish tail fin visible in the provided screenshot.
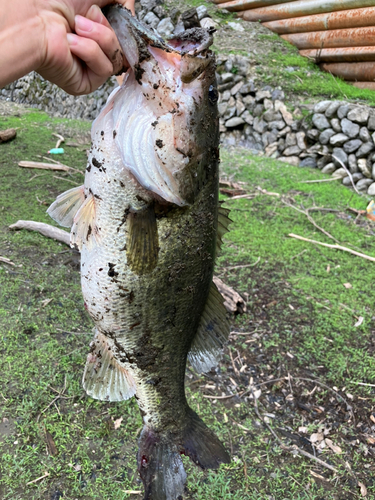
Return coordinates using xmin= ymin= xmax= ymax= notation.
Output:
xmin=138 ymin=411 xmax=230 ymax=499
xmin=181 ymin=408 xmax=231 ymax=470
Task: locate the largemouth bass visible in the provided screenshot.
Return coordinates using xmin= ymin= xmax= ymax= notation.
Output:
xmin=48 ymin=6 xmax=231 ymax=499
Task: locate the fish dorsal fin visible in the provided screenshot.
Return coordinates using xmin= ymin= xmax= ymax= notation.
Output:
xmin=126 ymin=204 xmax=159 ymax=275
xmin=83 ymin=330 xmax=136 ymax=402
xmin=47 ymin=185 xmax=85 ymax=228
xmin=70 ymin=194 xmax=100 ymax=251
xmin=188 ymin=281 xmax=230 ymax=373
xmin=216 ymin=205 xmax=231 ymax=255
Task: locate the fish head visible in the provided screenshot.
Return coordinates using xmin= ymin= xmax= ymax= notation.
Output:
xmin=104 ymin=6 xmax=219 ymax=206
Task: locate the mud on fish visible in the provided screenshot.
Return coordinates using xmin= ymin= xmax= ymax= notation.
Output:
xmin=48 ymin=6 xmax=231 ymax=499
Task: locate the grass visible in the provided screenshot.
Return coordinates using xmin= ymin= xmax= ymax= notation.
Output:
xmin=0 ymin=108 xmax=375 ymax=499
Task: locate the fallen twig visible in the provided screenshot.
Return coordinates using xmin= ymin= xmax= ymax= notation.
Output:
xmin=332 ymin=155 xmax=360 ymax=195
xmin=0 ymin=256 xmax=16 ymax=266
xmin=300 ymin=178 xmax=339 ymax=184
xmin=52 ymin=133 xmax=65 ymax=149
xmin=213 ymin=276 xmax=247 ymax=314
xmin=26 ymin=472 xmax=50 ymax=486
xmin=202 ymin=393 xmax=238 ymax=400
xmin=9 ymin=220 xmax=70 ymax=246
xmin=288 ymin=233 xmax=375 ymax=262
xmin=19 ymin=160 xmax=83 ymax=175
xmin=352 ymin=382 xmax=375 ymax=388
xmin=222 ymin=193 xmax=255 ymax=201
xmin=225 ymin=257 xmax=260 ymax=270
xmin=257 ymin=186 xmax=280 ymax=197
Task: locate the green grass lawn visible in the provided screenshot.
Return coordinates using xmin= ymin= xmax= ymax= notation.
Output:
xmin=0 ymin=109 xmax=375 ymax=499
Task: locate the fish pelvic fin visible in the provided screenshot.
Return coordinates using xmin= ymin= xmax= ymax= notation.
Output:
xmin=83 ymin=330 xmax=136 ymax=402
xmin=47 ymin=185 xmax=85 ymax=228
xmin=216 ymin=204 xmax=231 ymax=256
xmin=126 ymin=204 xmax=159 ymax=275
xmin=188 ymin=281 xmax=230 ymax=373
xmin=138 ymin=410 xmax=230 ymax=499
xmin=71 ymin=193 xmax=100 ymax=251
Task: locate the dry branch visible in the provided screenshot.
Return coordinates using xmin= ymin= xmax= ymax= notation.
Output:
xmin=9 ymin=220 xmax=70 ymax=246
xmin=19 ymin=161 xmax=70 ymax=172
xmin=289 ymin=233 xmax=375 ymax=262
xmin=213 ymin=276 xmax=247 ymax=314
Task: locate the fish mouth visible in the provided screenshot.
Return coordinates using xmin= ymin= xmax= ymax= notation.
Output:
xmin=104 ymin=5 xmax=214 ymax=82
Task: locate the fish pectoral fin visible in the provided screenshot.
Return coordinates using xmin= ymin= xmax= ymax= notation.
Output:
xmin=126 ymin=204 xmax=159 ymax=275
xmin=47 ymin=185 xmax=85 ymax=228
xmin=216 ymin=204 xmax=232 ymax=256
xmin=188 ymin=281 xmax=230 ymax=373
xmin=71 ymin=194 xmax=100 ymax=251
xmin=83 ymin=330 xmax=136 ymax=402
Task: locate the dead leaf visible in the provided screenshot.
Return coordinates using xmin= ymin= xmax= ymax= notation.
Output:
xmin=310 ymin=470 xmax=328 ymax=481
xmin=249 ymin=388 xmax=261 ymax=400
xmin=310 ymin=432 xmax=324 ymax=444
xmin=41 ymin=298 xmax=53 ymax=308
xmin=358 ymin=481 xmax=367 ymax=497
xmin=45 ymin=431 xmax=58 ymax=456
xmin=355 ymin=317 xmax=364 ymax=328
xmin=343 ymin=283 xmax=352 ymax=289
xmin=366 ymin=436 xmax=375 ymax=444
xmin=74 ymin=464 xmax=82 ymax=472
xmin=370 ymin=415 xmax=375 ymax=424
xmin=114 ymin=417 xmax=123 ymax=430
xmin=325 ymin=438 xmax=342 ymax=454
xmin=219 ymin=187 xmax=247 ymax=197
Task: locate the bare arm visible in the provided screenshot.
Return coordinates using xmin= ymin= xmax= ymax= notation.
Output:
xmin=0 ymin=0 xmax=135 ymax=95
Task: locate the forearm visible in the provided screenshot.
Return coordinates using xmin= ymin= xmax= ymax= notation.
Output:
xmin=0 ymin=11 xmax=44 ymax=88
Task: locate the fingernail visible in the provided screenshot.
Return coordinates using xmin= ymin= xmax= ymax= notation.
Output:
xmin=75 ymin=15 xmax=94 ymax=33
xmin=87 ymin=5 xmax=104 ymax=24
xmin=67 ymin=33 xmax=78 ymax=46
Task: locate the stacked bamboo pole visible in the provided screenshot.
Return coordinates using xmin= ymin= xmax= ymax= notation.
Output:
xmin=213 ymin=0 xmax=375 ymax=89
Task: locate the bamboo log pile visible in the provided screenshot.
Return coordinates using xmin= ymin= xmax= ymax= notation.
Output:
xmin=213 ymin=0 xmax=375 ymax=88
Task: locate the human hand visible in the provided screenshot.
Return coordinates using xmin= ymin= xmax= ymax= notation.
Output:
xmin=35 ymin=0 xmax=135 ymax=95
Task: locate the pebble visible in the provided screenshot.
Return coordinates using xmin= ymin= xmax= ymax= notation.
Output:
xmin=343 ymin=139 xmax=362 ymax=154
xmin=337 ymin=104 xmax=351 ymax=120
xmin=330 ymin=133 xmax=349 ymax=146
xmin=299 ymin=157 xmax=317 ymax=168
xmin=347 ymin=106 xmax=369 ymax=124
xmin=319 ymin=128 xmax=335 ymax=145
xmin=200 ymin=17 xmax=217 ymax=29
xmin=341 ymin=118 xmax=359 ymax=138
xmin=368 ymin=182 xmax=375 ymax=195
xmin=342 ymin=173 xmax=363 ymax=186
xmin=322 ymin=163 xmax=336 ymax=174
xmin=359 ymin=127 xmax=371 ymax=142
xmin=357 ymin=158 xmax=372 ymax=178
xmin=356 ymin=178 xmax=374 ymax=191
xmin=283 ymin=145 xmax=301 ymax=156
xmin=348 ymin=154 xmax=358 ymax=173
xmin=332 ymin=167 xmax=347 ymax=179
xmin=225 ymin=117 xmax=245 ymax=128
xmin=157 ymin=17 xmax=174 ymax=37
xmin=312 ymin=113 xmax=330 ymax=130
xmin=313 ymin=100 xmax=331 ymax=114
xmin=356 ymin=142 xmax=374 ymax=158
xmin=330 ymin=118 xmax=342 ymax=133
xmin=325 ymin=101 xmax=342 ymax=118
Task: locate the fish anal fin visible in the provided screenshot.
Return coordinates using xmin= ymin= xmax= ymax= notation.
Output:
xmin=216 ymin=204 xmax=231 ymax=255
xmin=188 ymin=281 xmax=230 ymax=373
xmin=47 ymin=185 xmax=85 ymax=228
xmin=126 ymin=204 xmax=159 ymax=275
xmin=71 ymin=194 xmax=100 ymax=251
xmin=83 ymin=330 xmax=136 ymax=402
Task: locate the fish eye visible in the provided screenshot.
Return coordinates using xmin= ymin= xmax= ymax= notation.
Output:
xmin=208 ymin=85 xmax=218 ymax=104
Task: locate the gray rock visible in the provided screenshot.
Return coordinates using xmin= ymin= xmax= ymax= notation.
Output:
xmin=172 ymin=21 xmax=185 ymax=36
xmin=330 ymin=133 xmax=349 ymax=146
xmin=271 ymin=89 xmax=285 ymax=101
xmin=253 ymin=117 xmax=268 ymax=134
xmin=262 ymin=131 xmax=278 ymax=147
xmin=143 ymin=11 xmax=160 ymax=28
xmin=332 ymin=167 xmax=347 ymax=179
xmin=313 ymin=101 xmax=332 ymax=114
xmin=337 ymin=104 xmax=351 ymax=120
xmin=341 ymin=118 xmax=359 ymax=138
xmin=168 ymin=7 xmax=181 ymax=24
xmin=319 ymin=128 xmax=335 ymax=145
xmin=347 ymin=106 xmax=369 ymax=124
xmin=255 ymin=90 xmax=272 ymax=102
xmin=307 ymin=128 xmax=320 ymax=141
xmin=331 ymin=118 xmax=342 ymax=133
xmin=359 ymin=127 xmax=371 ymax=142
xmin=348 ymin=154 xmax=358 ymax=173
xmin=356 ymin=178 xmax=374 ymax=191
xmin=268 ymin=120 xmax=286 ymax=130
xmin=356 ymin=141 xmax=374 ymax=158
xmin=196 ymin=5 xmax=208 ymax=20
xmin=277 ymin=138 xmax=285 ymax=151
xmin=285 ymin=132 xmax=297 ymax=148
xmin=225 ymin=117 xmax=245 ymax=128
xmin=263 ymin=110 xmax=282 ymax=122
xmin=278 ymin=126 xmax=291 ymax=138
xmin=236 ymin=100 xmax=246 ymax=116
xmin=218 ymin=102 xmax=228 ymax=116
xmin=253 ymin=104 xmax=264 ymax=117
xmin=332 ymin=147 xmax=348 ymax=167
xmin=240 ymin=82 xmax=256 ymax=95
xmin=231 ymin=80 xmax=245 ymax=96
xmin=283 ymin=145 xmax=301 ymax=156
xmin=317 ymin=156 xmax=332 ymax=170
xmin=325 ymin=101 xmax=342 ymax=118
xmin=242 ymin=95 xmax=255 ymax=108
xmin=299 ymin=157 xmax=317 ymax=168
xmin=242 ymin=110 xmax=254 ymax=125
xmin=140 ymin=0 xmax=160 ymax=10
xmin=157 ymin=17 xmax=174 ymax=38
xmin=312 ymin=113 xmax=330 ymax=130
xmin=372 ymin=162 xmax=375 ymax=179
xmin=223 ymin=106 xmax=236 ymax=120
xmin=344 ymin=139 xmax=363 ymax=154
xmin=221 ymin=90 xmax=231 ymax=102
xmin=342 ymin=173 xmax=363 ymax=186
xmin=252 ymin=131 xmax=262 ymax=143
xmin=278 ymin=156 xmax=300 ymax=166
xmin=357 ymin=158 xmax=371 ymax=177
xmin=368 ymin=111 xmax=375 ymax=131
xmin=296 ymin=131 xmax=306 ymax=150
xmin=220 ymin=72 xmax=234 ymax=84
xmin=153 ymin=5 xmax=167 ymax=18
xmin=322 ymin=163 xmax=336 ymax=174
xmin=368 ymin=182 xmax=375 ymax=195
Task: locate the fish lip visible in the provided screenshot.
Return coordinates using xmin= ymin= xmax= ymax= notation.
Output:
xmin=104 ymin=5 xmax=213 ymax=57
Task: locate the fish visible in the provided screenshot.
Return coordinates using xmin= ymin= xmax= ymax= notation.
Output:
xmin=47 ymin=5 xmax=231 ymax=499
